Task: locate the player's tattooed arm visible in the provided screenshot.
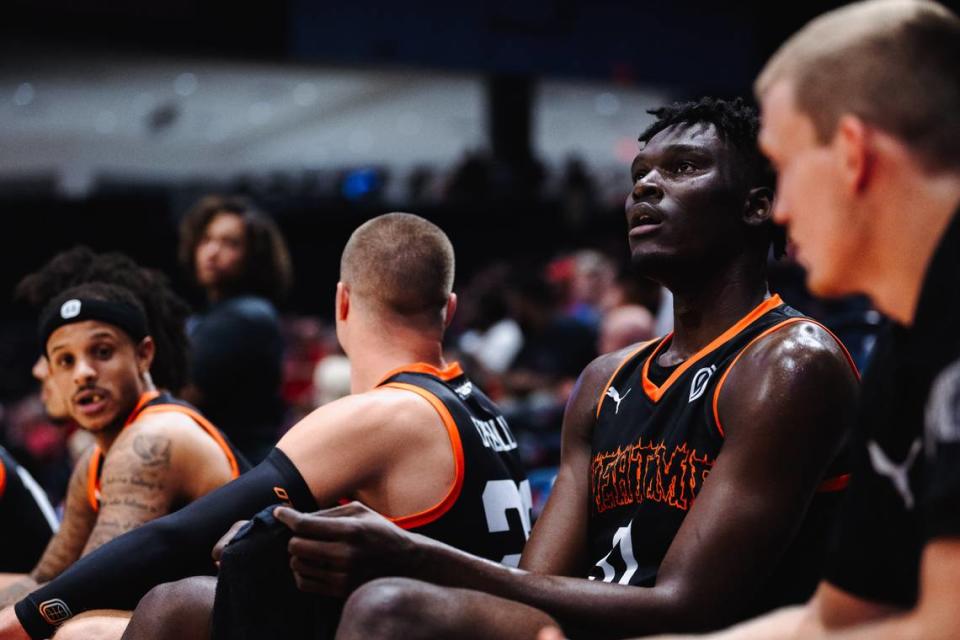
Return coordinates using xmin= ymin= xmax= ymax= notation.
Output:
xmin=81 ymin=429 xmax=179 ymax=556
xmin=0 ymin=448 xmax=98 ymax=606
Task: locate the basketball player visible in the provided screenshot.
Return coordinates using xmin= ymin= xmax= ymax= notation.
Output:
xmin=15 ymin=246 xmax=194 ymax=411
xmin=618 ymin=2 xmax=960 ymax=638
xmin=215 ymin=98 xmax=860 ymax=639
xmin=0 ymin=213 xmax=530 ymax=640
xmin=0 ymin=447 xmax=58 ymax=574
xmin=0 ymin=281 xmax=245 ymax=633
xmin=0 ymin=249 xmax=207 ymax=607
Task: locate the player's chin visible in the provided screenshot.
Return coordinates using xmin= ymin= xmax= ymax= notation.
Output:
xmin=73 ymin=408 xmax=121 ymax=433
xmin=628 ymin=247 xmax=677 ymax=276
xmin=804 ymin=264 xmax=850 ymax=299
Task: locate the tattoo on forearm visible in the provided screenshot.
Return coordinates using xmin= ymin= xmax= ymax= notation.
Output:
xmin=133 ymin=434 xmax=172 ymax=467
xmin=82 ymin=433 xmax=177 ymax=555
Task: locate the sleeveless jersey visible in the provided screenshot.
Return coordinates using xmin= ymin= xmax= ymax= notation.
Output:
xmin=588 ymin=295 xmax=856 ymax=608
xmin=209 ymin=362 xmax=532 ymax=640
xmin=0 ymin=446 xmax=58 ymax=572
xmin=379 ymin=362 xmax=531 ymax=566
xmin=86 ymin=390 xmax=248 ymax=512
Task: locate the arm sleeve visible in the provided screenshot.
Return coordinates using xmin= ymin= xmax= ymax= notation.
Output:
xmin=15 ymin=448 xmax=316 ymax=640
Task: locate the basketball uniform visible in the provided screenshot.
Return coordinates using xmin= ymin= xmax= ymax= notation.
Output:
xmin=589 ymin=295 xmax=856 ymax=612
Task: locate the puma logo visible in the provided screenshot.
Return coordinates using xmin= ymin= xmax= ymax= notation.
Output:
xmin=867 ymin=438 xmax=922 ymax=510
xmin=605 ymin=387 xmax=631 ymax=414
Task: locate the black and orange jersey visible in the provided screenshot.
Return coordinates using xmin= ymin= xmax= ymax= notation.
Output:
xmin=378 ymin=362 xmax=531 ymax=565
xmin=85 ymin=390 xmax=248 ymax=512
xmin=588 ymin=295 xmax=856 ymax=609
xmin=0 ymin=446 xmax=58 ymax=572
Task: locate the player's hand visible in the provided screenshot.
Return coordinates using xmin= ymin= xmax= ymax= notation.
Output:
xmin=274 ymin=501 xmax=420 ymax=597
xmin=212 ymin=520 xmax=250 ymax=564
xmin=0 ymin=606 xmax=30 ymax=640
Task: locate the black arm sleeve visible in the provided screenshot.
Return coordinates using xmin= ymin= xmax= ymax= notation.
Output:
xmin=15 ymin=448 xmax=316 ymax=640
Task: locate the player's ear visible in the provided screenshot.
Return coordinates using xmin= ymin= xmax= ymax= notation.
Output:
xmin=336 ymin=282 xmax=350 ymax=322
xmin=835 ymin=114 xmax=872 ymax=194
xmin=742 ymin=187 xmax=774 ymax=227
xmin=135 ymin=336 xmax=156 ymax=375
xmin=442 ymin=293 xmax=458 ymax=329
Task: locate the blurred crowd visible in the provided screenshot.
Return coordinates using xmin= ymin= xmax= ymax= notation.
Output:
xmin=0 ymin=185 xmax=881 ymax=521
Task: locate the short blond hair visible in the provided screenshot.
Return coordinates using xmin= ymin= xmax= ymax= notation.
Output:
xmin=340 ymin=212 xmax=455 ymax=322
xmin=756 ymin=0 xmax=960 ymax=171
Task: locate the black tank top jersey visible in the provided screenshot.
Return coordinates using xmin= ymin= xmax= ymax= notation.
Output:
xmin=378 ymin=363 xmax=531 ymax=566
xmin=210 ymin=364 xmax=530 ymax=640
xmin=588 ymin=295 xmax=856 ymax=610
xmin=86 ymin=390 xmax=250 ymax=511
xmin=0 ymin=446 xmax=57 ymax=572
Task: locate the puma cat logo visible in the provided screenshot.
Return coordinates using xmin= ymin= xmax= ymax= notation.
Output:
xmin=605 ymin=387 xmax=631 ymax=414
xmin=867 ymin=438 xmax=922 ymax=510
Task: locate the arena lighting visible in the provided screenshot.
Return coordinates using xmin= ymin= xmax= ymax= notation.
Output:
xmin=340 ymin=167 xmax=381 ymax=200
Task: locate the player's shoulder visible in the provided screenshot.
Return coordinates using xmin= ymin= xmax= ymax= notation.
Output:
xmin=719 ymin=319 xmax=858 ymax=415
xmin=293 ymin=386 xmax=442 ymax=440
xmin=122 ymin=406 xmax=202 ymax=442
xmin=738 ymin=319 xmax=854 ymax=377
xmin=579 ymin=339 xmax=659 ymax=395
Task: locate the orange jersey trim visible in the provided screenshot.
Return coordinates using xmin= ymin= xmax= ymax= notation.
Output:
xmin=595 ymin=339 xmax=660 ymax=420
xmin=87 ymin=447 xmax=102 ymax=512
xmin=375 ymin=361 xmax=464 ymax=388
xmin=137 ymin=404 xmax=241 ymax=480
xmin=817 ymin=473 xmax=851 ymax=492
xmin=710 ymin=317 xmax=860 ymax=438
xmin=379 ymin=381 xmax=466 ymax=530
xmin=0 ymin=458 xmax=7 ymax=500
xmin=641 ymin=295 xmax=784 ymax=403
xmin=87 ymin=390 xmax=240 ymax=512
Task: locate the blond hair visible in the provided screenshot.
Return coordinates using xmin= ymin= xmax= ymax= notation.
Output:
xmin=340 ymin=212 xmax=455 ymax=323
xmin=756 ymin=0 xmax=960 ymax=171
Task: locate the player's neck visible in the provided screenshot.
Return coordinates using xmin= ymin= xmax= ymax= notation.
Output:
xmin=347 ymin=332 xmax=446 ymax=394
xmin=859 ymin=173 xmax=960 ymax=326
xmin=662 ymin=258 xmax=769 ymax=364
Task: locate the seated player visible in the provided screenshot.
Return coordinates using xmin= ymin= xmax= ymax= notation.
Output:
xmin=0 ymin=213 xmax=532 ymax=640
xmin=0 ymin=281 xmax=244 ymax=618
xmin=0 ymin=446 xmax=58 ymax=574
xmin=217 ymin=99 xmax=861 ymax=640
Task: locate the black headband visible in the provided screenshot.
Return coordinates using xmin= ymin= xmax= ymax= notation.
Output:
xmin=39 ymin=297 xmax=149 ymax=352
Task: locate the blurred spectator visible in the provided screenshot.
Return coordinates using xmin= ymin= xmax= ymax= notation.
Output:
xmin=567 ymin=250 xmax=619 ymax=329
xmin=456 ymin=264 xmax=524 ymax=388
xmin=312 ymin=354 xmax=351 ymax=408
xmin=281 ymin=316 xmax=327 ymax=422
xmin=503 ymin=267 xmax=597 ymax=397
xmin=178 ymin=195 xmax=292 ymax=464
xmin=598 ymin=304 xmax=655 ymax=354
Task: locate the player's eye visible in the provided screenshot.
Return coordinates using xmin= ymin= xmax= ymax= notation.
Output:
xmin=674 ymin=161 xmax=697 ymax=174
xmin=94 ymin=345 xmax=114 ymax=360
xmin=56 ymin=354 xmax=74 ymax=369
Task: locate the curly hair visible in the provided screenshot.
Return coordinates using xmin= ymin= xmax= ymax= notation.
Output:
xmin=638 ymin=97 xmax=787 ymax=259
xmin=16 ymin=247 xmax=191 ymax=393
xmin=178 ymin=195 xmax=293 ymax=304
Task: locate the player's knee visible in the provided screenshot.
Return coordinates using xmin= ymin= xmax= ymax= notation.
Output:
xmin=53 ymin=616 xmax=128 ymax=640
xmin=126 ymin=577 xmax=214 ymax=639
xmin=339 ymin=577 xmax=444 ymax=640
